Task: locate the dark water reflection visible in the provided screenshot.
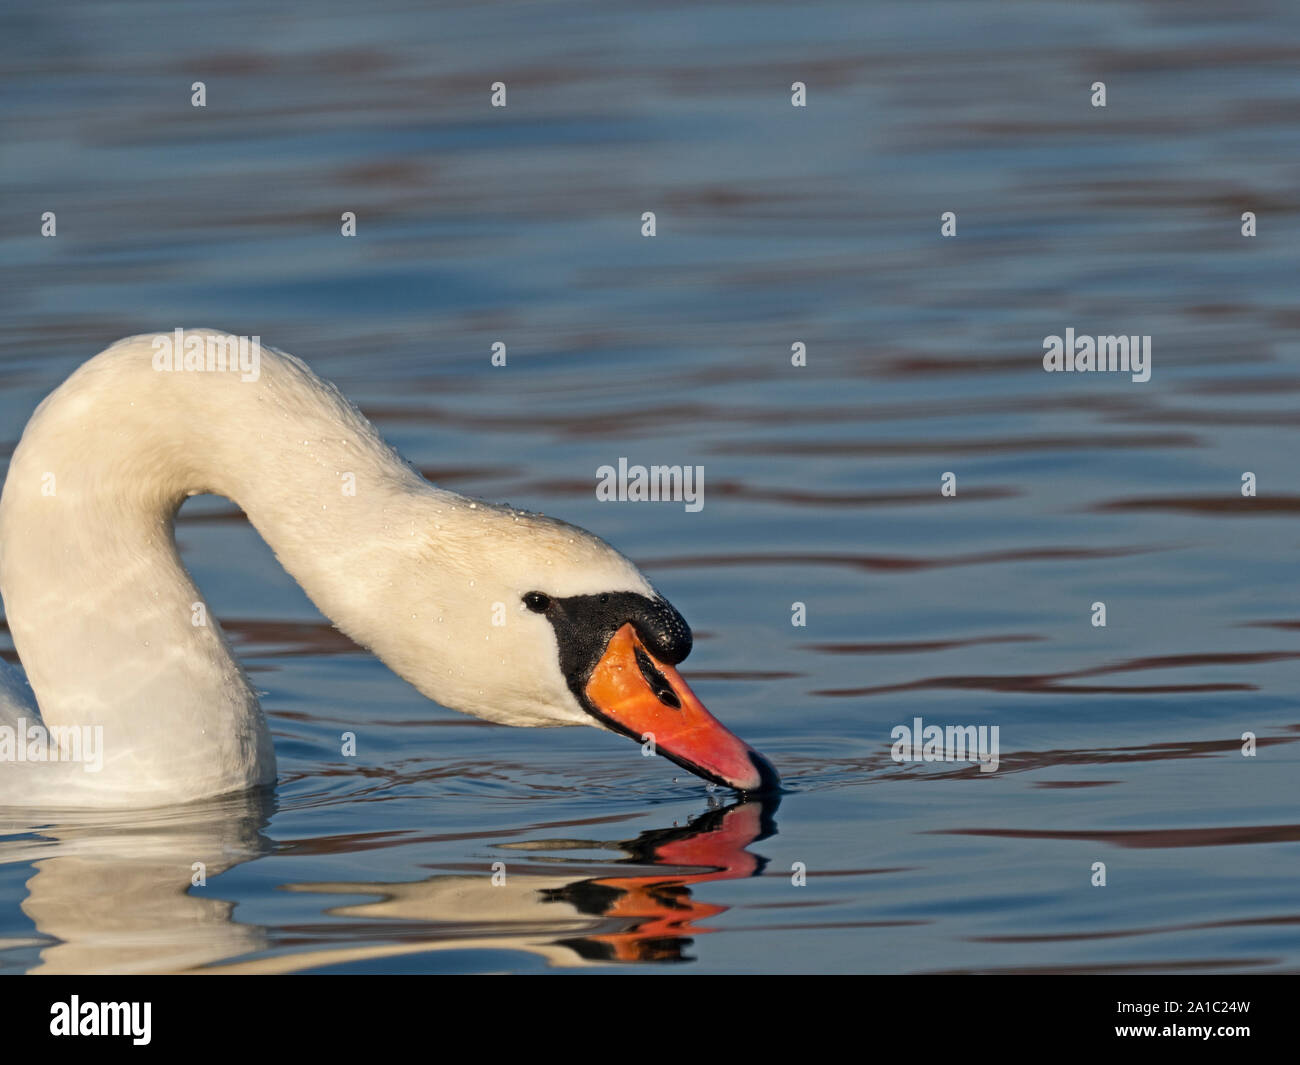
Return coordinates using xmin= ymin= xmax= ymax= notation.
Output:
xmin=0 ymin=796 xmax=778 ymax=973
xmin=2 ymin=0 xmax=1300 ymax=973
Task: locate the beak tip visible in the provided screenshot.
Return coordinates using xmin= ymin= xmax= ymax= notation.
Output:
xmin=740 ymin=749 xmax=782 ymax=795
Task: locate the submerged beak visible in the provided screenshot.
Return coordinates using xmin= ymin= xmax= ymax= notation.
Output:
xmin=583 ymin=624 xmax=781 ymax=794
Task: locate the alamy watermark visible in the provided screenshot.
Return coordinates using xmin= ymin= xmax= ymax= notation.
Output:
xmin=891 ymin=716 xmax=999 ymax=773
xmin=151 ymin=328 xmax=261 ymax=382
xmin=1042 ymin=329 xmax=1150 ymax=383
xmin=596 ymin=457 xmax=704 ymax=512
xmin=0 ymin=718 xmax=103 ymax=772
xmin=50 ymin=997 xmax=150 ymax=1045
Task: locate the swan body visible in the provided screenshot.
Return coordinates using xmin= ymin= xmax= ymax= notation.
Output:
xmin=0 ymin=331 xmax=776 ymax=808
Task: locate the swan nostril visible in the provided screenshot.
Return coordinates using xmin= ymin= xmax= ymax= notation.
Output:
xmin=633 ymin=646 xmax=681 ymax=709
xmin=545 ymin=591 xmax=694 ymax=699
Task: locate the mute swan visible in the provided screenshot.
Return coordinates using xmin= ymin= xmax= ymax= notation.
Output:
xmin=0 ymin=331 xmax=778 ymax=808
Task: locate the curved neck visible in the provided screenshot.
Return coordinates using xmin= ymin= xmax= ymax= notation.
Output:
xmin=0 ymin=334 xmax=437 ymax=800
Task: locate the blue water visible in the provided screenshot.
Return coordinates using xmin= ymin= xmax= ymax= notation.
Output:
xmin=1 ymin=0 xmax=1298 ymax=973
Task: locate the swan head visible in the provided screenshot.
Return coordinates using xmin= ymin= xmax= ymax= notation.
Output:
xmin=365 ymin=497 xmax=780 ymax=794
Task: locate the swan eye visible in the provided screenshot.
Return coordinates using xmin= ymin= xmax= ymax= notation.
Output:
xmin=523 ymin=592 xmax=551 ymax=613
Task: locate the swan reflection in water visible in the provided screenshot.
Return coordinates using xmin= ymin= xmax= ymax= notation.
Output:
xmin=0 ymin=794 xmax=777 ymax=973
xmin=0 ymin=791 xmax=274 ymax=974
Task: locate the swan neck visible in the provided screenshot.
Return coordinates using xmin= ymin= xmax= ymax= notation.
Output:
xmin=0 ymin=334 xmax=428 ymax=800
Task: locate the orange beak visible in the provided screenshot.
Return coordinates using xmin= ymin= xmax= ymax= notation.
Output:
xmin=583 ymin=624 xmax=780 ymax=793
